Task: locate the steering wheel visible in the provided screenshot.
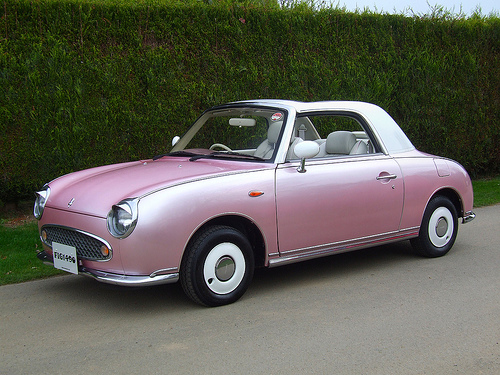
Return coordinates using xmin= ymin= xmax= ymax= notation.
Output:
xmin=209 ymin=143 xmax=232 ymax=152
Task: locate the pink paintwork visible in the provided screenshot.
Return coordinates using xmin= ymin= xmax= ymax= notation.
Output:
xmin=35 ymin=100 xmax=475 ymax=305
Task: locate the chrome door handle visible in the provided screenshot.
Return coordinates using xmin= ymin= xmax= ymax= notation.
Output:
xmin=376 ymin=174 xmax=397 ymax=180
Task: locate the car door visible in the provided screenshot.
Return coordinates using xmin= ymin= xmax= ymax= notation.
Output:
xmin=275 ymin=155 xmax=404 ymax=257
xmin=275 ymin=114 xmax=404 ymax=259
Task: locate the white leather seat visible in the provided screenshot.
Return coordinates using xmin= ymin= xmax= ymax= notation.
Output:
xmin=350 ymin=139 xmax=368 ymax=154
xmin=254 ymin=122 xmax=282 ymax=159
xmin=316 ymin=131 xmax=357 ymax=157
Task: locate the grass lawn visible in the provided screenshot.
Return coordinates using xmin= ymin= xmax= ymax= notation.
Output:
xmin=0 ymin=221 xmax=63 ymax=286
xmin=471 ymin=176 xmax=500 ymax=207
xmin=0 ymin=176 xmax=499 ymax=286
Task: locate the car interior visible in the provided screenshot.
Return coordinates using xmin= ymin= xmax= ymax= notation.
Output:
xmin=285 ymin=115 xmax=376 ymax=160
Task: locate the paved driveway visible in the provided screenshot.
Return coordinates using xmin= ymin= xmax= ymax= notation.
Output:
xmin=1 ymin=205 xmax=499 ymax=374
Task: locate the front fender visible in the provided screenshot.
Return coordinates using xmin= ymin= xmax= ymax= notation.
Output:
xmin=118 ymin=168 xmax=277 ymax=275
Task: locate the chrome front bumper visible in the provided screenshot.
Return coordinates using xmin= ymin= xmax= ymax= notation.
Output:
xmin=37 ymin=250 xmax=179 ymax=287
xmin=462 ymin=211 xmax=476 ymax=224
xmin=80 ymin=268 xmax=179 ymax=286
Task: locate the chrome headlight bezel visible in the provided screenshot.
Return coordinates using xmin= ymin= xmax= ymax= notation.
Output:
xmin=106 ymin=198 xmax=139 ymax=239
xmin=34 ymin=185 xmax=50 ymax=220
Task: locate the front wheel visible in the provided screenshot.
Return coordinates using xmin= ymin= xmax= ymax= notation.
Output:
xmin=180 ymin=225 xmax=254 ymax=307
xmin=411 ymin=196 xmax=458 ymax=258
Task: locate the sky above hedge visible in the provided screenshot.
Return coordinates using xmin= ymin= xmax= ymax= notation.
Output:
xmin=335 ymin=0 xmax=499 ymax=16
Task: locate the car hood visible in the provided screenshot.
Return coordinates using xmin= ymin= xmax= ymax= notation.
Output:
xmin=46 ymin=157 xmax=269 ymax=218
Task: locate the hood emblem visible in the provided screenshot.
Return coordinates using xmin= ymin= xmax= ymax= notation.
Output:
xmin=68 ymin=198 xmax=75 ymax=207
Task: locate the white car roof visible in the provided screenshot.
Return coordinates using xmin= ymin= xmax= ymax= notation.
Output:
xmin=231 ymin=100 xmax=415 ymax=154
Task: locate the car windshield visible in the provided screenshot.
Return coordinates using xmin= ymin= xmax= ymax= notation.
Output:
xmin=168 ymin=106 xmax=288 ymax=161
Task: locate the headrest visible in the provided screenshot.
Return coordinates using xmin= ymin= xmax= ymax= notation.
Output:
xmin=267 ymin=122 xmax=282 ymax=144
xmin=326 ymin=131 xmax=356 ymax=154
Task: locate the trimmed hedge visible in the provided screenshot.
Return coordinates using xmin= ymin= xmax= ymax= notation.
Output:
xmin=1 ymin=0 xmax=499 ymax=202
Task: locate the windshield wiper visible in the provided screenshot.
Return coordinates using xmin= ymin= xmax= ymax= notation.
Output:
xmin=153 ymin=151 xmax=199 ymax=161
xmin=189 ymin=151 xmax=265 ymax=162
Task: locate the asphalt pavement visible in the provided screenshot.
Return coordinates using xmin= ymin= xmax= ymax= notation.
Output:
xmin=1 ymin=205 xmax=499 ymax=374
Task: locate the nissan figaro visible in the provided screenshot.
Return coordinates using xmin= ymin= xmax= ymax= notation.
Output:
xmin=35 ymin=100 xmax=475 ymax=306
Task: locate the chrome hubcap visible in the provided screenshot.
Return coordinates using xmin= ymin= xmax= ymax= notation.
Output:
xmin=215 ymin=256 xmax=235 ymax=281
xmin=435 ymin=217 xmax=448 ymax=237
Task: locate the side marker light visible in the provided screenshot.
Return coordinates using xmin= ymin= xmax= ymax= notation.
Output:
xmin=248 ymin=191 xmax=264 ymax=197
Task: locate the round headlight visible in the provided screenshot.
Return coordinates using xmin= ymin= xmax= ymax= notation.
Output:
xmin=34 ymin=186 xmax=50 ymax=220
xmin=107 ymin=198 xmax=138 ymax=238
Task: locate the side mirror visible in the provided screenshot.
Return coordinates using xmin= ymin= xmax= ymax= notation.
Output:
xmin=172 ymin=136 xmax=180 ymax=147
xmin=294 ymin=141 xmax=319 ymax=173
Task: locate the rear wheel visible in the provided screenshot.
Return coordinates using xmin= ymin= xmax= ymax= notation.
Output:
xmin=411 ymin=196 xmax=458 ymax=257
xmin=180 ymin=225 xmax=254 ymax=306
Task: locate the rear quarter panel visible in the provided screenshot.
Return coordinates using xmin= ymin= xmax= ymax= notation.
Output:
xmin=396 ymin=152 xmax=474 ymax=230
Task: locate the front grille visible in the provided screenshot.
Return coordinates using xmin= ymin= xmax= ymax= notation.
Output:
xmin=42 ymin=226 xmax=112 ymax=261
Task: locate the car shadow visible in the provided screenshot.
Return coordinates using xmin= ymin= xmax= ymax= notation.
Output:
xmin=249 ymin=240 xmax=418 ymax=295
xmin=46 ymin=240 xmax=418 ymax=314
xmin=46 ymin=273 xmax=195 ymax=313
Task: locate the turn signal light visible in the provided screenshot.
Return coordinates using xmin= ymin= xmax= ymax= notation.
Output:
xmin=100 ymin=246 xmax=110 ymax=257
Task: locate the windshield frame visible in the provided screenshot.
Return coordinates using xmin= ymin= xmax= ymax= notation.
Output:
xmin=170 ymin=103 xmax=296 ymax=164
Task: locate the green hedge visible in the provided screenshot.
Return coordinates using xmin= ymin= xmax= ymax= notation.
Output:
xmin=1 ymin=0 xmax=499 ymax=202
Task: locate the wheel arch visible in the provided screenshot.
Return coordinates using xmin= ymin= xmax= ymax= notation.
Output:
xmin=182 ymin=215 xmax=267 ymax=269
xmin=430 ymin=188 xmax=463 ymax=217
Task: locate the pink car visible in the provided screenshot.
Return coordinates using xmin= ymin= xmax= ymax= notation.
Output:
xmin=35 ymin=100 xmax=475 ymax=306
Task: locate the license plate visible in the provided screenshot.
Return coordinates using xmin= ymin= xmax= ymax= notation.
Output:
xmin=53 ymin=242 xmax=78 ymax=275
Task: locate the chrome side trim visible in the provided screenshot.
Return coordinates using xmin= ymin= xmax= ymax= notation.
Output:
xmin=269 ymin=228 xmax=419 ymax=268
xmin=278 ymin=227 xmax=419 ymax=257
xmin=80 ymin=268 xmax=179 ymax=287
xmin=139 ymin=167 xmax=273 ymax=200
xmin=150 ymin=268 xmax=178 ymax=277
xmin=462 ymin=211 xmax=476 ymax=224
